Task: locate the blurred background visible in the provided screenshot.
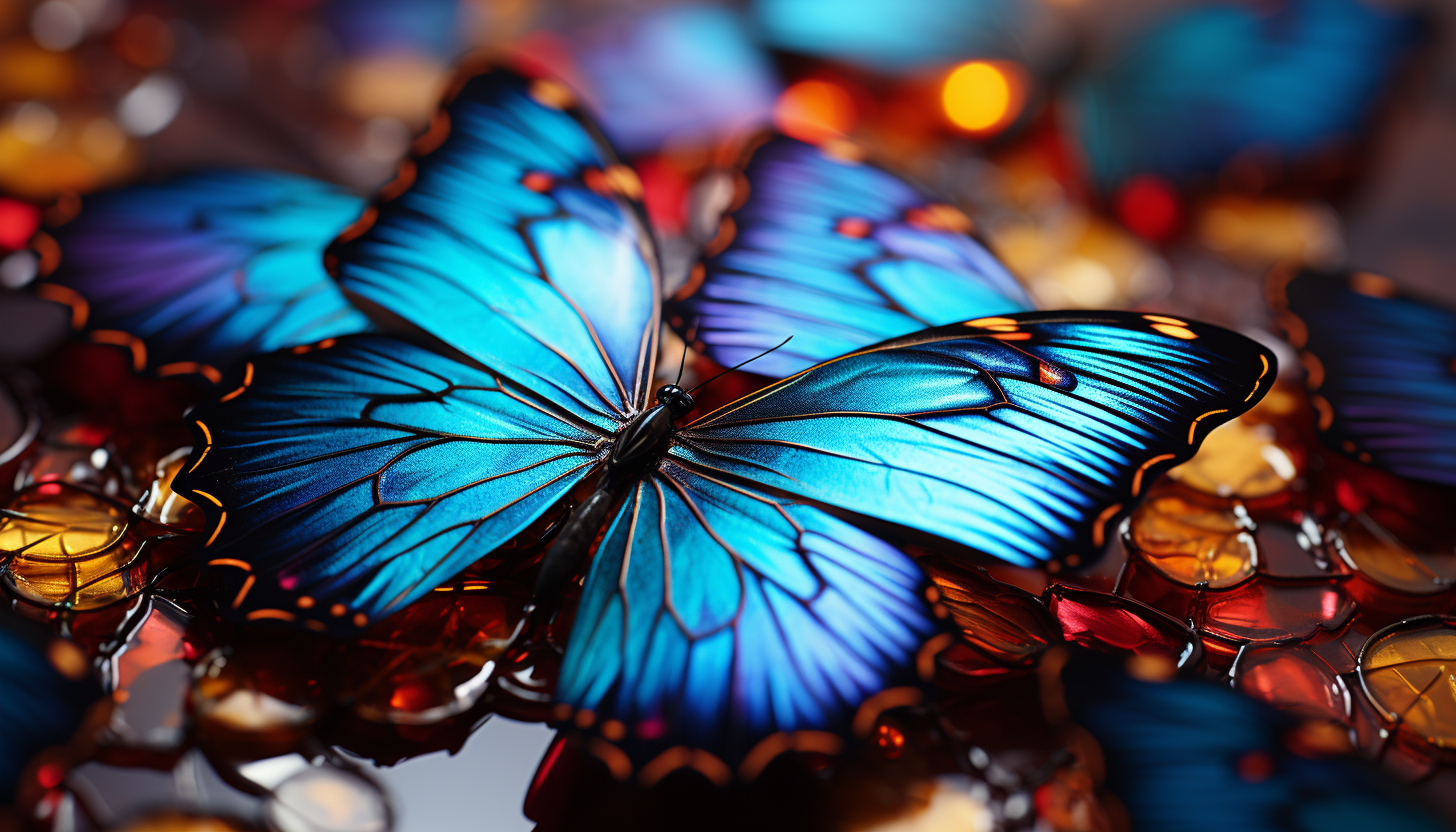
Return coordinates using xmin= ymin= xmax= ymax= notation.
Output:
xmin=0 ymin=0 xmax=1451 ymax=829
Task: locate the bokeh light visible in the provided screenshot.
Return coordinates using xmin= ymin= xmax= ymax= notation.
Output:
xmin=941 ymin=61 xmax=1019 ymax=134
xmin=773 ymin=79 xmax=856 ymax=143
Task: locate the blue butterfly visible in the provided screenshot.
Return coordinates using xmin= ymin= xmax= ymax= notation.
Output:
xmin=1069 ymin=0 xmax=1422 ymax=190
xmin=173 ymin=68 xmax=1275 ymax=772
xmin=1270 ymin=268 xmax=1456 ymax=487
xmin=670 ymin=135 xmax=1032 ymax=378
xmin=0 ymin=615 xmax=100 ymax=804
xmin=38 ymin=171 xmax=372 ymax=381
xmin=1063 ymin=651 xmax=1445 ymax=832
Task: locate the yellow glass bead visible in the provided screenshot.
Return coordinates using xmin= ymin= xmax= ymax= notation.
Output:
xmin=1167 ymin=417 xmax=1299 ymax=499
xmin=0 ymin=485 xmax=142 ymax=609
xmin=1361 ymin=621 xmax=1456 ymax=748
xmin=1129 ymin=493 xmax=1256 ymax=587
xmin=1335 ymin=513 xmax=1456 ymax=595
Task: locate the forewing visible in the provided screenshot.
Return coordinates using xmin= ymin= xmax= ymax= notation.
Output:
xmin=673 ymin=311 xmax=1275 ymax=567
xmin=556 ymin=460 xmax=940 ymax=774
xmin=172 ymin=335 xmax=606 ymax=630
xmin=39 ymin=171 xmax=372 ymax=377
xmin=1273 ymin=268 xmax=1456 ymax=486
xmin=671 ymin=136 xmax=1030 ymax=377
xmin=328 ymin=67 xmax=661 ymax=421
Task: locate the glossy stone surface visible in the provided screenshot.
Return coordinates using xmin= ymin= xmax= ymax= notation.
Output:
xmin=0 ymin=484 xmax=142 ymax=609
xmin=1360 ymin=619 xmax=1456 ymax=748
xmin=1128 ymin=492 xmax=1256 ymax=588
xmin=1334 ymin=511 xmax=1456 ymax=596
xmin=134 ymin=446 xmax=203 ymax=531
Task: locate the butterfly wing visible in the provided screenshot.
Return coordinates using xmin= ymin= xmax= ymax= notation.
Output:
xmin=328 ymin=67 xmax=661 ymax=424
xmin=672 ymin=311 xmax=1275 ymax=567
xmin=671 ymin=137 xmax=1030 ymax=378
xmin=0 ymin=617 xmax=100 ymax=803
xmin=1070 ymin=0 xmax=1421 ymax=189
xmin=556 ymin=459 xmax=940 ymax=775
xmin=172 ymin=335 xmax=607 ymax=629
xmin=1272 ymin=269 xmax=1456 ymax=486
xmin=751 ymin=0 xmax=1028 ymax=70
xmin=40 ymin=171 xmax=372 ymax=378
xmin=1062 ymin=652 xmax=1444 ymax=832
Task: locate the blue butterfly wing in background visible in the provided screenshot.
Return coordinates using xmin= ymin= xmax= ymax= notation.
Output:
xmin=1271 ymin=269 xmax=1456 ymax=487
xmin=1070 ymin=0 xmax=1421 ymax=190
xmin=1062 ymin=652 xmax=1445 ymax=832
xmin=0 ymin=616 xmax=100 ymax=804
xmin=41 ymin=171 xmax=373 ymax=378
xmin=672 ymin=313 xmax=1275 ymax=567
xmin=327 ymin=68 xmax=661 ymax=426
xmin=750 ymin=0 xmax=1029 ymax=70
xmin=671 ymin=136 xmax=1031 ymax=378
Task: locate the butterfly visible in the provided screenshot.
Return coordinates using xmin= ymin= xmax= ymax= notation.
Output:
xmin=35 ymin=171 xmax=372 ymax=382
xmin=670 ymin=135 xmax=1032 ymax=378
xmin=1068 ymin=0 xmax=1422 ymax=190
xmin=1268 ymin=267 xmax=1456 ymax=487
xmin=1062 ymin=650 xmax=1445 ymax=832
xmin=173 ymin=66 xmax=1275 ymax=773
xmin=0 ymin=614 xmax=100 ymax=804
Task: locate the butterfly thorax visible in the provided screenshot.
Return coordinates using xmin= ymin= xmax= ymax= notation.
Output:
xmin=608 ymin=384 xmax=695 ymax=472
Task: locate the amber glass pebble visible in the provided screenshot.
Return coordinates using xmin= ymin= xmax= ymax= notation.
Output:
xmin=265 ymin=767 xmax=389 ymax=832
xmin=1128 ymin=492 xmax=1256 ymax=588
xmin=134 ymin=447 xmax=203 ymax=531
xmin=1166 ymin=388 xmax=1302 ymax=499
xmin=192 ymin=642 xmax=327 ymax=755
xmin=111 ymin=815 xmax=247 ymax=832
xmin=1360 ymin=619 xmax=1456 ymax=748
xmin=1335 ymin=512 xmax=1456 ymax=596
xmin=0 ymin=485 xmax=142 ymax=609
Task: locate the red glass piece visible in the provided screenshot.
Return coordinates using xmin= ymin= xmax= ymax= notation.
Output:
xmin=1044 ymin=584 xmax=1201 ymax=667
xmin=1198 ymin=581 xmax=1354 ymax=644
xmin=1233 ymin=645 xmax=1348 ymax=721
xmin=1255 ymin=517 xmax=1334 ymax=579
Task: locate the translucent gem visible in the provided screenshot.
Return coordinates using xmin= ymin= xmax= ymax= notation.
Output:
xmin=1200 ymin=582 xmax=1353 ymax=644
xmin=1359 ymin=619 xmax=1456 ymax=748
xmin=1234 ymin=646 xmax=1348 ymax=721
xmin=924 ymin=558 xmax=1056 ymax=669
xmin=1333 ymin=512 xmax=1456 ymax=596
xmin=134 ymin=446 xmax=202 ymax=530
xmin=0 ymin=484 xmax=143 ymax=609
xmin=1044 ymin=584 xmax=1200 ymax=668
xmin=1128 ymin=492 xmax=1256 ymax=588
xmin=192 ymin=642 xmax=326 ymax=755
xmin=265 ymin=767 xmax=389 ymax=832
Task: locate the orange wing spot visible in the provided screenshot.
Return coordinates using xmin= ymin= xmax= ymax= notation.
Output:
xmin=352 ymin=612 xmax=368 ymax=628
xmin=1187 ymin=409 xmax=1229 ymax=444
xmin=1066 ymin=554 xmax=1082 ymax=567
xmin=316 ymin=338 xmax=337 ymax=350
xmin=703 ymin=216 xmax=737 ymax=257
xmin=588 ymin=739 xmax=632 ymax=781
xmin=1350 ymin=271 xmax=1397 ymax=298
xmin=819 ymin=138 xmax=866 ymax=163
xmin=219 ymin=385 xmax=247 ymax=402
xmin=205 ymin=512 xmax=227 ymax=546
xmin=835 ymin=217 xmax=872 ymax=239
xmin=191 ymin=490 xmax=223 ymax=507
xmin=851 ymin=687 xmax=924 ymax=738
xmin=157 ymin=362 xmax=222 ymax=384
xmin=601 ymin=719 xmax=627 ymax=741
xmin=574 ymin=709 xmax=597 ymax=729
xmin=334 ymin=206 xmax=378 ymax=247
xmin=207 ymin=558 xmax=251 ymax=571
xmin=219 ymin=362 xmax=255 ymax=402
xmin=672 ymin=263 xmax=706 ymax=302
xmin=603 ymin=164 xmax=643 ymax=200
xmin=552 ymin=703 xmax=573 ymax=721
xmin=924 ymin=586 xmax=941 ymax=604
xmin=966 ymin=316 xmax=1018 ymax=328
xmin=739 ymin=731 xmax=844 ymax=781
xmin=411 ymin=110 xmax=452 ymax=156
xmin=232 ymin=574 xmax=256 ymax=609
xmin=1046 ymin=560 xmax=1063 ymax=574
xmin=639 ymin=747 xmax=731 ymax=788
xmin=1300 ymin=352 xmax=1325 ymax=390
xmin=916 ymin=633 xmax=956 ymax=681
xmin=1092 ymin=503 xmax=1123 ymax=548
xmin=1277 ymin=312 xmax=1308 ymax=349
xmin=521 ymin=171 xmax=554 ymax=192
xmin=992 ymin=332 xmax=1032 ymax=341
xmin=1038 ymin=363 xmax=1064 ymax=385
xmin=906 ymin=203 xmax=973 ymax=234
xmin=1244 ymin=379 xmax=1262 ymax=402
xmin=529 ymin=78 xmax=577 ymax=110
xmin=1312 ymin=394 xmax=1334 ymax=430
xmin=1359 ymin=452 xmax=1373 ymax=463
xmin=245 ymin=609 xmax=295 ymax=622
xmin=296 ymin=596 xmax=315 ymax=609
xmin=89 ymin=330 xmax=147 ymax=371
xmin=35 ymin=284 xmax=88 ymax=328
xmin=1151 ymin=323 xmax=1197 ymax=340
xmin=304 ymin=620 xmax=327 ymax=632
xmin=30 ymin=231 xmax=61 ymax=276
xmin=1142 ymin=314 xmax=1188 ymax=326
xmin=330 ymin=603 xmax=348 ymax=617
xmin=1132 ymin=453 xmax=1177 ymax=497
xmin=1341 ymin=440 xmax=1358 ymax=454
xmin=378 ymin=159 xmax=417 ymax=202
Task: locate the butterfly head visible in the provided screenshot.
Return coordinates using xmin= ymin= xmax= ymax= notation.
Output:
xmin=656 ymin=384 xmax=696 ymax=419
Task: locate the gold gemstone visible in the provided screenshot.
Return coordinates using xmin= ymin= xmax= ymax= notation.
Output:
xmin=1335 ymin=513 xmax=1456 ymax=595
xmin=134 ymin=447 xmax=202 ymax=530
xmin=1360 ymin=620 xmax=1456 ymax=748
xmin=1167 ymin=417 xmax=1298 ymax=499
xmin=1129 ymin=493 xmax=1256 ymax=587
xmin=0 ymin=485 xmax=141 ymax=609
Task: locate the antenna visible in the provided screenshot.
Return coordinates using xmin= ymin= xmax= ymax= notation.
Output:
xmin=673 ymin=319 xmax=698 ymax=387
xmin=687 ymin=336 xmax=793 ymax=395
